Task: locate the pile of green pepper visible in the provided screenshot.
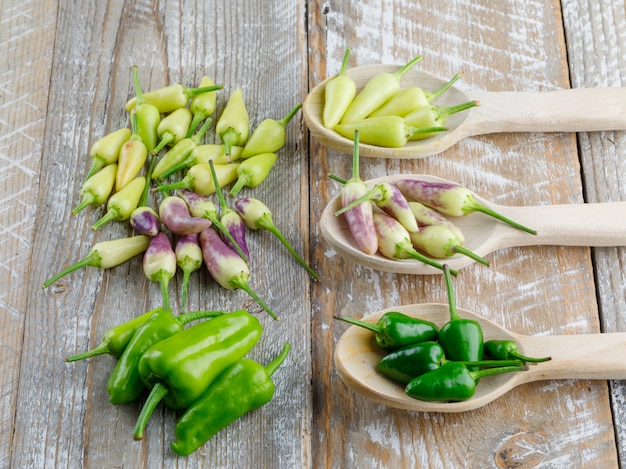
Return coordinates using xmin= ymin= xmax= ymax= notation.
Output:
xmin=322 ymin=49 xmax=478 ymax=148
xmin=68 ymin=307 xmax=289 ymax=455
xmin=337 ymin=265 xmax=550 ymax=402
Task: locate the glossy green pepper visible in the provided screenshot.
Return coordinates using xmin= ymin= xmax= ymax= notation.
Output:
xmin=484 ymin=339 xmax=551 ymax=363
xmin=335 ymin=311 xmax=438 ymax=350
xmin=405 ymin=361 xmax=527 ymax=402
xmin=133 ymin=310 xmax=262 ymax=440
xmin=377 ymin=341 xmax=522 ymax=385
xmin=65 ymin=308 xmax=161 ymax=362
xmin=107 ymin=308 xmax=224 ymax=405
xmin=171 ymin=342 xmax=290 ymax=456
xmin=437 ymin=265 xmax=484 ymax=369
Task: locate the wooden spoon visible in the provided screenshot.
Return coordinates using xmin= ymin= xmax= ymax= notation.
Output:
xmin=320 ymin=174 xmax=626 ymax=275
xmin=334 ymin=303 xmax=626 ymax=412
xmin=303 ymin=64 xmax=626 ymax=159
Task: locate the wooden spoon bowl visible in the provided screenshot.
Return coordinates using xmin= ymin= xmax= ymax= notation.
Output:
xmin=334 ymin=303 xmax=626 ymax=412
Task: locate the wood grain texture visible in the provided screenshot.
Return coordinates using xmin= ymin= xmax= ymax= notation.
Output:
xmin=2 ymin=0 xmax=625 ymax=467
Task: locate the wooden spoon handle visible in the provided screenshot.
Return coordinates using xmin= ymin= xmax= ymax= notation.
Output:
xmin=468 ymin=87 xmax=626 ymax=134
xmin=492 ymin=201 xmax=626 ymax=247
xmin=516 ymin=332 xmax=626 ymax=381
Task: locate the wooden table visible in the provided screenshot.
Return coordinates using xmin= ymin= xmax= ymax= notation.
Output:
xmin=3 ymin=0 xmax=625 ymax=467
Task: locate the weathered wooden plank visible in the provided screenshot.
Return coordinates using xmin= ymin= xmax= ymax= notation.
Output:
xmin=561 ymin=0 xmax=626 ymax=464
xmin=0 ymin=0 xmax=58 ymax=467
xmin=308 ymin=0 xmax=618 ymax=467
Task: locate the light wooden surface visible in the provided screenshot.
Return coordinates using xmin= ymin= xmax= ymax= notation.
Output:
xmin=2 ymin=0 xmax=625 ymax=467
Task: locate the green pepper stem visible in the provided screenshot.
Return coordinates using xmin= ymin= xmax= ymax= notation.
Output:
xmin=350 ymin=130 xmax=361 ymax=181
xmin=158 ymin=276 xmax=170 ymax=313
xmin=424 ymin=71 xmax=463 ymax=102
xmin=176 ymin=310 xmax=225 ymax=325
xmin=156 ymin=178 xmax=189 ymax=193
xmin=452 ymin=245 xmax=490 ymax=266
xmin=437 ymin=100 xmax=479 ymax=123
xmin=457 ymin=359 xmax=523 ymax=368
xmin=220 ymin=128 xmax=239 ymax=159
xmin=132 ymin=65 xmax=146 ymax=106
xmin=151 ymin=132 xmax=175 ymax=155
xmin=139 ymin=156 xmax=158 ymax=206
xmin=133 ymin=382 xmax=169 ymax=441
xmin=65 ymin=341 xmax=111 ymax=362
xmin=443 ymin=264 xmax=460 ymax=322
xmin=335 ymin=185 xmax=382 ymax=216
xmin=277 ymin=103 xmax=302 ymax=128
xmin=393 ymin=55 xmax=423 ymax=81
xmin=155 ymin=156 xmax=192 ymax=180
xmin=180 ymin=269 xmax=191 ymax=312
xmin=257 ymin=215 xmax=319 ymax=280
xmin=334 ymin=315 xmax=381 ymax=334
xmin=91 ymin=207 xmax=120 ymax=231
xmin=186 ymin=84 xmax=223 ymax=98
xmin=86 ymin=160 xmax=105 ymax=180
xmin=42 ymin=250 xmax=102 ymax=288
xmin=235 ymin=282 xmax=278 ymax=320
xmin=190 ymin=117 xmax=213 ymax=145
xmin=507 ymin=350 xmax=551 ymax=363
xmin=265 ymin=342 xmax=291 ymax=377
xmin=71 ymin=193 xmax=97 ymax=215
xmin=470 ymin=364 xmax=528 ymax=382
xmin=405 ymin=126 xmax=448 ymax=139
xmin=403 ymin=246 xmax=457 ymax=276
xmin=466 ymin=195 xmax=537 ymax=235
xmin=338 ymin=48 xmax=351 ymax=77
xmin=328 ymin=173 xmax=347 ymax=185
xmin=210 ymin=215 xmax=249 ymax=263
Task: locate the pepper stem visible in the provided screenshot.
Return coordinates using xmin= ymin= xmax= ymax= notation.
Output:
xmin=91 ymin=208 xmax=120 ymax=231
xmin=158 ymin=276 xmax=170 ymax=312
xmin=466 ymin=195 xmax=537 ymax=235
xmin=220 ymin=128 xmax=239 ymax=160
xmin=265 ymin=342 xmax=291 ymax=377
xmin=328 ymin=173 xmax=347 ymax=185
xmin=424 ymin=71 xmax=463 ymax=102
xmin=208 ymin=160 xmax=249 ymax=262
xmin=277 ymin=103 xmax=302 ymax=128
xmin=402 ymin=245 xmax=457 ymax=276
xmin=443 ymin=264 xmax=460 ymax=322
xmin=139 ymin=156 xmax=158 ymax=206
xmin=393 ymin=55 xmax=423 ymax=81
xmin=405 ymin=126 xmax=448 ymax=139
xmin=180 ymin=269 xmax=191 ymax=312
xmin=334 ymin=315 xmax=381 ymax=334
xmin=338 ymin=48 xmax=352 ymax=77
xmin=185 ymin=84 xmax=223 ymax=98
xmin=65 ymin=341 xmax=112 ymax=362
xmin=86 ymin=160 xmax=105 ymax=180
xmin=42 ymin=250 xmax=102 ymax=288
xmin=71 ymin=193 xmax=97 ymax=215
xmin=470 ymin=364 xmax=529 ymax=382
xmin=156 ymin=157 xmax=193 ymax=180
xmin=133 ymin=382 xmax=169 ymax=441
xmin=507 ymin=350 xmax=552 ymax=363
xmin=457 ymin=359 xmax=523 ymax=368
xmin=350 ymin=130 xmax=361 ymax=181
xmin=436 ymin=100 xmax=479 ymax=122
xmin=190 ymin=117 xmax=213 ymax=145
xmin=335 ymin=185 xmax=382 ymax=216
xmin=452 ymin=245 xmax=490 ymax=266
xmin=233 ymin=281 xmax=278 ymax=320
xmin=151 ymin=133 xmax=175 ymax=155
xmin=176 ymin=310 xmax=225 ymax=325
xmin=156 ymin=178 xmax=190 ymax=193
xmin=256 ymin=214 xmax=319 ymax=280
xmin=132 ymin=65 xmax=147 ymax=106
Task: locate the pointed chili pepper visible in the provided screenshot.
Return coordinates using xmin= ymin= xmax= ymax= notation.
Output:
xmin=42 ymin=235 xmax=151 ymax=288
xmin=177 ymin=189 xmax=248 ymax=262
xmin=107 ymin=308 xmax=225 ymax=405
xmin=410 ymin=225 xmax=490 ymax=266
xmin=378 ymin=341 xmax=523 ymax=385
xmin=209 ymin=160 xmax=249 ymax=261
xmin=395 ymin=177 xmax=537 ymax=235
xmin=334 ymin=180 xmax=419 ymax=233
xmin=240 ymin=103 xmax=302 ymax=158
xmin=437 ymin=264 xmax=483 ymax=369
xmin=215 ymin=88 xmax=249 ymax=160
xmin=198 ymin=227 xmax=277 ymax=320
xmin=340 ymin=54 xmax=423 ymax=124
xmin=337 ymin=130 xmax=377 ymax=255
xmin=65 ymin=308 xmax=162 ymax=362
xmin=335 ymin=311 xmax=438 ymax=350
xmin=151 ymin=107 xmax=193 ymax=155
xmin=334 ymin=116 xmax=447 ymax=148
xmin=92 ymin=176 xmax=146 ymax=230
xmin=186 ymin=76 xmax=219 ymax=137
xmin=129 ymin=65 xmax=161 ymax=154
xmin=151 ymin=117 xmax=213 ymax=180
xmin=369 ymin=71 xmax=464 ymax=118
xmin=484 ymin=339 xmax=551 ymax=363
xmin=405 ymin=361 xmax=527 ymax=402
xmin=133 ymin=310 xmax=263 ymax=439
xmin=228 ymin=152 xmax=278 ymax=198
xmin=72 ymin=163 xmax=117 ymax=214
xmin=175 ymin=233 xmax=203 ymax=312
xmin=373 ymin=212 xmax=454 ymax=275
xmin=158 ymin=195 xmax=212 ymax=235
xmin=234 ymin=197 xmax=319 ymax=280
xmin=156 ymin=144 xmax=244 ymax=181
xmin=404 ymin=100 xmax=479 ymax=141
xmin=171 ymin=342 xmax=290 ymax=456
xmin=408 ymin=201 xmax=465 ymax=241
xmin=86 ymin=127 xmax=131 ymax=180
xmin=143 ymin=232 xmax=177 ymax=312
xmin=116 ymin=111 xmax=148 ymax=192
xmin=125 ymin=80 xmax=222 ymax=114
xmin=156 ymin=162 xmax=240 ymax=196
xmin=323 ymin=47 xmax=357 ymax=129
